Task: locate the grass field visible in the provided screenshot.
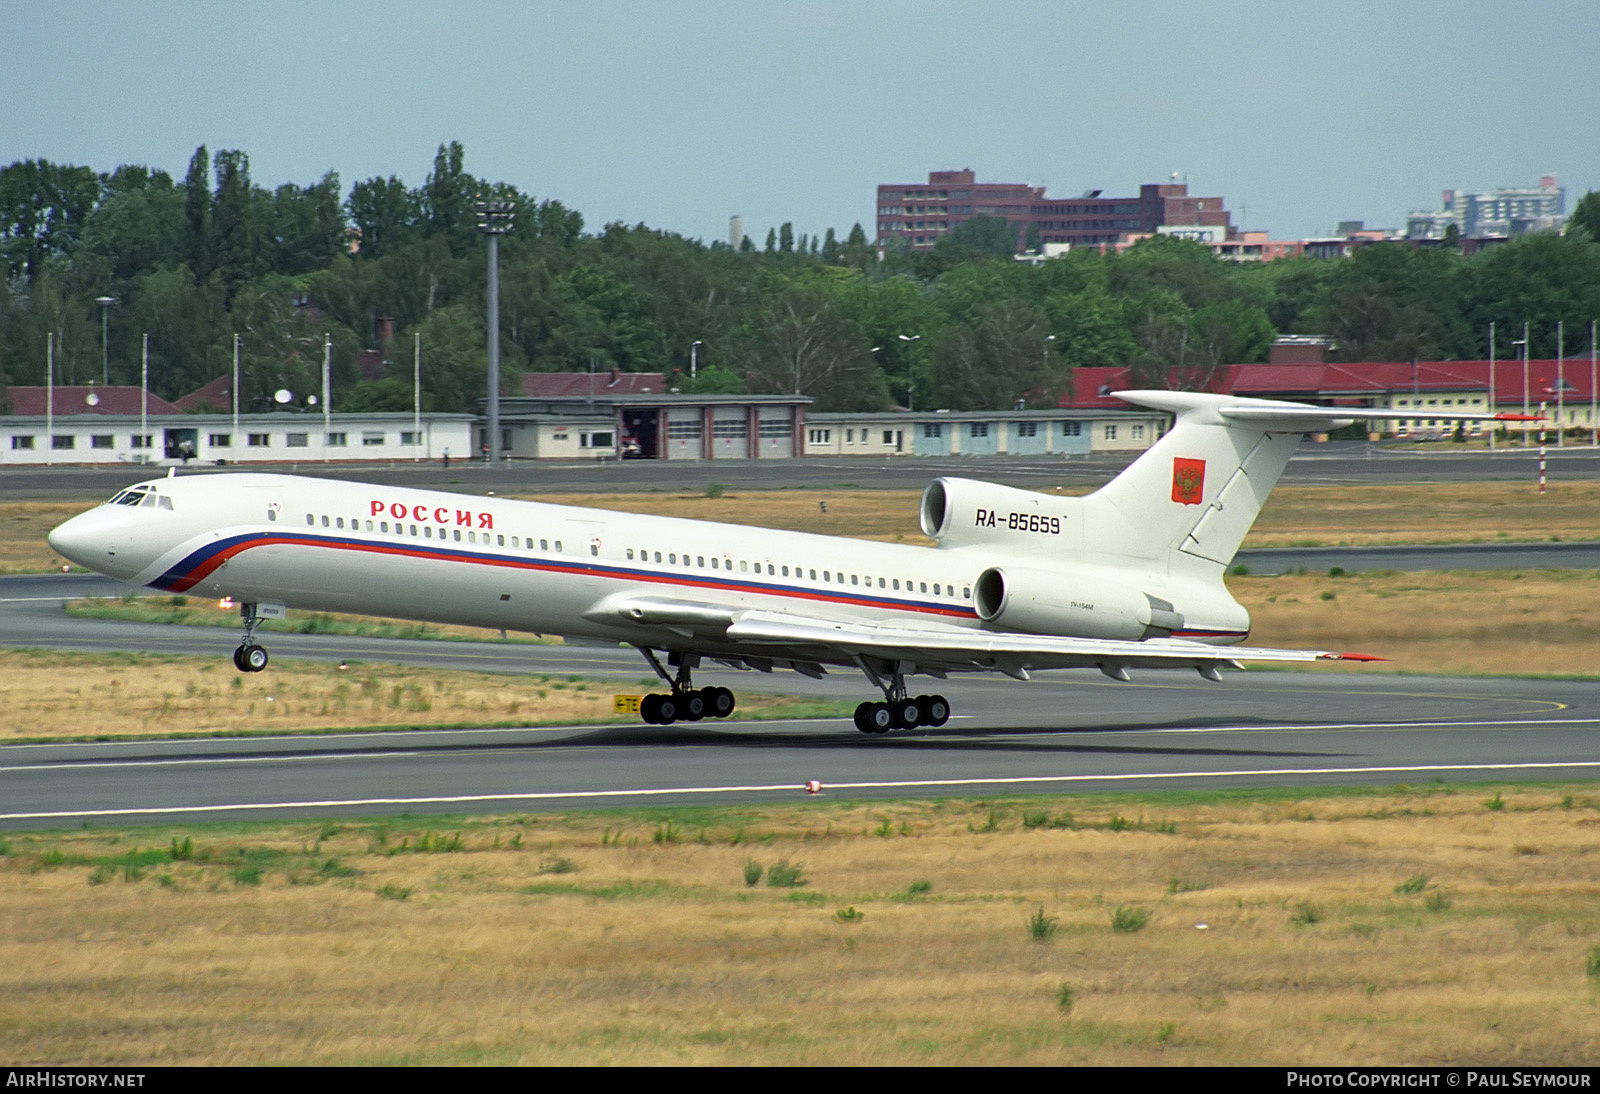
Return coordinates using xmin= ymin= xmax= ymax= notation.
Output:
xmin=5 ymin=479 xmax=1600 ymax=1064
xmin=511 ymin=479 xmax=1600 ymax=549
xmin=3 ymin=786 xmax=1597 ymax=1065
xmin=0 ymin=648 xmax=845 ymax=742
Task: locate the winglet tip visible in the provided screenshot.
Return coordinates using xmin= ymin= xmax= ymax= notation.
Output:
xmin=1322 ymin=652 xmax=1388 ymax=662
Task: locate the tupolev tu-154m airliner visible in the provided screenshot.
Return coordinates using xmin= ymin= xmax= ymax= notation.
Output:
xmin=47 ymin=391 xmax=1531 ymax=733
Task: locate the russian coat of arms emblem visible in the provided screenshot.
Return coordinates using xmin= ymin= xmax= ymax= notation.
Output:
xmin=1171 ymin=458 xmax=1205 ymax=505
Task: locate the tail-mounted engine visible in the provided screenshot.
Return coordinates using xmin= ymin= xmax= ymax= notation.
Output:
xmin=973 ymin=564 xmax=1185 ymax=640
xmin=920 ymin=477 xmax=1083 ymax=552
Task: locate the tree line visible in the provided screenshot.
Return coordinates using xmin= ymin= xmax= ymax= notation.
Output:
xmin=4 ymin=142 xmax=1600 ymax=416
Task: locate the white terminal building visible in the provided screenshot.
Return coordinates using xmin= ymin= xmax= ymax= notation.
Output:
xmin=1 ymin=382 xmax=1163 ymax=467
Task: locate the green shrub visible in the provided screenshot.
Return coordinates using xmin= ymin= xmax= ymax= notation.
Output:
xmin=1112 ymin=905 xmax=1149 ymax=933
xmin=765 ymin=859 xmax=805 ymax=888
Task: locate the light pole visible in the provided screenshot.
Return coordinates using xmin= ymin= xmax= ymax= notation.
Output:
xmin=1514 ymin=322 xmax=1530 ymax=447
xmin=691 ymin=340 xmax=703 ymax=379
xmin=475 ymin=198 xmax=516 ymax=463
xmin=95 ymin=296 xmax=117 ymax=386
xmin=898 ymin=334 xmax=921 ymax=411
xmin=1488 ymin=321 xmax=1496 ymax=451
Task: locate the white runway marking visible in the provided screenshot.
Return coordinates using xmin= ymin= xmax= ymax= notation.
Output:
xmin=5 ymin=759 xmax=1600 ymax=822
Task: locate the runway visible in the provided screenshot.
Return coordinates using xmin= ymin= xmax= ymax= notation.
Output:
xmin=2 ymin=671 xmax=1596 ymax=827
xmin=3 ymin=568 xmax=1598 ymax=827
xmin=6 ymin=441 xmax=1600 ymax=833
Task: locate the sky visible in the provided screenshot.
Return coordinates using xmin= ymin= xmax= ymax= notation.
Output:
xmin=6 ymin=1 xmax=1597 ymax=246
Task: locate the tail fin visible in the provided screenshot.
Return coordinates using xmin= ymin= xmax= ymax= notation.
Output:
xmin=1079 ymin=391 xmax=1312 ymax=577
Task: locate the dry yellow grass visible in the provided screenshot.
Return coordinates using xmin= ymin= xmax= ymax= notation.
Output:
xmin=0 ymin=649 xmax=832 ymax=742
xmin=516 ymin=479 xmax=1600 ymax=547
xmin=1241 ymin=480 xmax=1600 ymax=548
xmin=1234 ymin=568 xmax=1600 ymax=675
xmin=2 ymin=787 xmax=1597 ymax=1065
xmin=0 ymin=500 xmax=99 ymax=572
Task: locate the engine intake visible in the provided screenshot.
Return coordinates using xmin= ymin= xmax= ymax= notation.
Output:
xmin=920 ymin=477 xmax=1082 ymax=551
xmin=973 ymin=565 xmax=1183 ymax=640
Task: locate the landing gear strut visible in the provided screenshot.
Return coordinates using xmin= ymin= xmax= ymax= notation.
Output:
xmin=233 ymin=602 xmax=268 ymax=673
xmin=634 ymin=648 xmax=736 ymax=725
xmin=852 ymin=658 xmax=948 ymax=734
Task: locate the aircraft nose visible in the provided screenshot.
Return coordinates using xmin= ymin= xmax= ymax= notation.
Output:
xmin=49 ymin=508 xmax=139 ymax=579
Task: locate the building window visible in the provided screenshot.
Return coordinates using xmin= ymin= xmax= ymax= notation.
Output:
xmin=713 ymin=418 xmax=747 ymax=439
xmin=923 ymin=423 xmax=942 ymax=438
xmin=399 ymin=431 xmax=420 ymax=446
xmin=209 ymin=433 xmax=232 ymax=447
xmin=362 ymin=432 xmax=384 ymax=446
xmin=1132 ymin=425 xmax=1145 ymax=440
xmin=1105 ymin=425 xmax=1118 ymax=440
xmin=248 ymin=434 xmax=270 ymax=447
xmin=807 ymin=428 xmax=831 ymax=444
xmin=11 ymin=435 xmax=34 ymax=450
xmin=92 ymin=434 xmax=113 ymax=449
xmin=326 ymin=432 xmax=347 ymax=447
xmin=667 ymin=420 xmax=701 ymax=441
xmin=1016 ymin=422 xmax=1037 ymax=437
xmin=286 ymin=433 xmax=309 ymax=448
xmin=51 ymin=435 xmax=75 ymax=450
xmin=1062 ymin=421 xmax=1081 ymax=436
xmin=969 ymin=423 xmax=988 ymax=438
xmin=131 ymin=435 xmax=153 ymax=449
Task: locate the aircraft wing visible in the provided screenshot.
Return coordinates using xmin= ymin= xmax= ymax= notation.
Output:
xmin=590 ymin=594 xmax=1375 ymax=681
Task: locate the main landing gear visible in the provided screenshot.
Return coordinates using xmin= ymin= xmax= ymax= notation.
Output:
xmin=852 ymin=659 xmax=949 ymax=734
xmin=634 ymin=648 xmax=736 ymax=726
xmin=232 ymin=602 xmax=268 ymax=673
xmin=853 ymin=693 xmax=949 ymax=734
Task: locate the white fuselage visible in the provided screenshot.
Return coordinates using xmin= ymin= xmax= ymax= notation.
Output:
xmin=47 ymin=472 xmax=1251 ymax=672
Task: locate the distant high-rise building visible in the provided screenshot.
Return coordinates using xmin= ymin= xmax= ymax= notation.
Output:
xmin=1406 ymin=176 xmax=1565 ymax=240
xmin=875 ymin=169 xmax=1234 ymax=253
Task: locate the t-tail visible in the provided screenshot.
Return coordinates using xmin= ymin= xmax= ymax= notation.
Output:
xmin=1079 ymin=390 xmax=1310 ymax=580
xmin=921 ymin=388 xmax=1529 ymax=587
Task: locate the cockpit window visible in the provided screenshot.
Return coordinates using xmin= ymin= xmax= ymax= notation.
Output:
xmin=107 ymin=487 xmax=170 ymax=510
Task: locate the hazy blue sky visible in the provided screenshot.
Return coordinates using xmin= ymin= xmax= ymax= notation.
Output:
xmin=7 ymin=1 xmax=1596 ymax=244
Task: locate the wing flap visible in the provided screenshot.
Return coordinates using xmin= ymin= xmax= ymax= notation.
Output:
xmin=589 ymin=595 xmax=1376 ymax=677
xmin=724 ymin=609 xmax=1365 ymax=672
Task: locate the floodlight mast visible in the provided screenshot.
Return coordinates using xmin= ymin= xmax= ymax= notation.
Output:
xmin=475 ymin=198 xmax=516 ymax=462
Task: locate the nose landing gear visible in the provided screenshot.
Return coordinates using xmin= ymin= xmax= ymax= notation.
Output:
xmin=233 ymin=602 xmax=269 ymax=673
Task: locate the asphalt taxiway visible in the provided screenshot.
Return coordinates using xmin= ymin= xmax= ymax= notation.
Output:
xmin=2 ymin=572 xmax=1596 ymax=827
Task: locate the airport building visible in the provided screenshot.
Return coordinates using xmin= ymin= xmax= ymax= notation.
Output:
xmin=804 ymin=408 xmax=1165 ymax=457
xmin=0 ymin=386 xmax=473 ymax=467
xmin=1063 ymin=356 xmax=1599 ymax=440
xmin=2 ymin=384 xmax=1165 ymax=468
